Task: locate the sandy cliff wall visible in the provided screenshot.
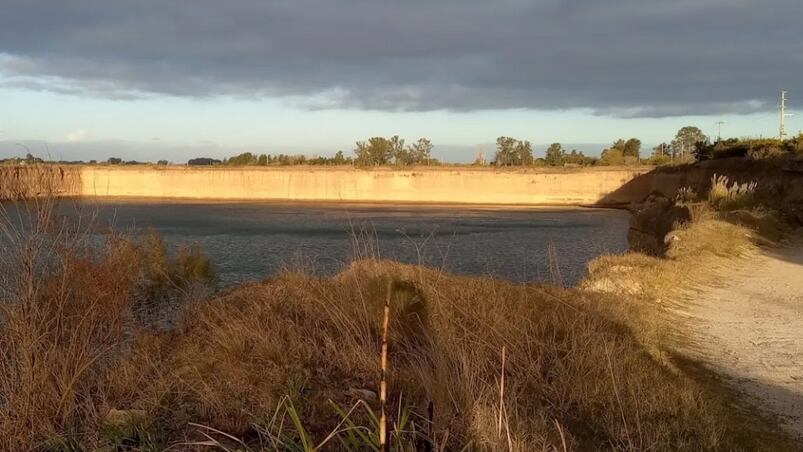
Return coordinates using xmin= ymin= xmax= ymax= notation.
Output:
xmin=0 ymin=165 xmax=81 ymax=200
xmin=77 ymin=166 xmax=647 ymax=205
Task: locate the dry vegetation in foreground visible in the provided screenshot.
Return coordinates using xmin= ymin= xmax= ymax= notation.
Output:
xmin=581 ymin=177 xmax=802 ymax=450
xmin=583 ymin=208 xmax=757 ymax=303
xmin=0 ymin=177 xmax=798 ymax=451
xmin=584 ymin=173 xmax=791 ymax=306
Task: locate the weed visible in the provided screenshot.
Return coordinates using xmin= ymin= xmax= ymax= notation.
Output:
xmin=708 ymin=174 xmax=758 ymax=211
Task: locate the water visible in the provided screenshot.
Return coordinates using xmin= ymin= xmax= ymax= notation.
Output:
xmin=54 ymin=200 xmax=629 ymax=286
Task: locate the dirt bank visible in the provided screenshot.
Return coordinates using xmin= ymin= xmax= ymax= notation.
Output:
xmin=77 ymin=166 xmax=647 ymax=205
xmin=597 ymin=158 xmax=803 ymax=221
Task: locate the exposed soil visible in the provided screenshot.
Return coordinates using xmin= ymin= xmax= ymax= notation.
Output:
xmin=673 ymin=244 xmax=803 ymax=438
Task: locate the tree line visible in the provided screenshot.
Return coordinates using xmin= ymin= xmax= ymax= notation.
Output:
xmin=12 ymin=126 xmax=784 ymax=168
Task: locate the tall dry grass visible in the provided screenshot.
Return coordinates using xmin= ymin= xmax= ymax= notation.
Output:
xmin=0 ymin=166 xmax=795 ymax=450
xmin=707 ymin=174 xmax=758 ymax=211
xmin=0 ymin=169 xmax=215 ymax=450
xmin=113 ymin=258 xmax=764 ymax=451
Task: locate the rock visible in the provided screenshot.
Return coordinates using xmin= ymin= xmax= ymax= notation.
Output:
xmin=583 ymin=276 xmax=643 ymax=295
xmin=105 ymin=408 xmax=147 ymax=425
xmin=348 ymin=388 xmax=378 ymax=401
xmin=627 ymin=195 xmax=691 ymax=256
xmin=102 ymin=408 xmax=148 ymax=432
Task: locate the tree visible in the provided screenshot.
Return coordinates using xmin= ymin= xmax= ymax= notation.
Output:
xmin=333 ymin=150 xmax=347 ymax=165
xmin=563 ymin=149 xmax=592 ymax=166
xmin=388 ymin=135 xmax=408 ymax=165
xmin=157 ymin=160 xmax=169 ymax=166
xmin=408 ymin=138 xmax=434 ymax=165
xmin=227 ymin=152 xmax=259 ymax=166
xmin=495 ymin=137 xmax=517 ymax=166
xmin=599 ymin=138 xmax=640 ymax=165
xmin=355 ymin=137 xmax=394 ymax=166
xmin=188 ymin=157 xmax=221 ymax=166
xmin=107 ymin=157 xmax=123 ymax=165
xmin=649 ymin=143 xmax=670 ymax=165
xmin=671 ymin=126 xmax=707 ymax=160
xmin=598 ymin=147 xmax=625 ymax=166
xmin=623 ymin=138 xmax=641 ymax=159
xmin=514 ymin=140 xmax=533 ymax=165
xmin=545 ymin=143 xmax=565 ymax=166
xmin=258 ymin=154 xmax=268 ymax=166
xmin=495 ymin=137 xmax=532 ymax=166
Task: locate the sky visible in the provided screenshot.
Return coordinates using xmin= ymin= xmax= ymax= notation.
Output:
xmin=1 ymin=0 xmax=801 ymax=163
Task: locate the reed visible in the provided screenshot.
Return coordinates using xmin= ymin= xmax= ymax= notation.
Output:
xmin=708 ymin=174 xmax=758 ymax=211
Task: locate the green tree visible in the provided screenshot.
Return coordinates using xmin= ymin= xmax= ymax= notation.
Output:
xmin=355 ymin=137 xmax=394 ymax=166
xmin=227 ymin=152 xmax=259 ymax=166
xmin=563 ymin=149 xmax=591 ymax=165
xmin=495 ymin=137 xmax=532 ymax=166
xmin=495 ymin=136 xmax=517 ymax=166
xmin=623 ymin=138 xmax=641 ymax=159
xmin=649 ymin=143 xmax=670 ymax=165
xmin=333 ymin=150 xmax=347 ymax=165
xmin=671 ymin=126 xmax=707 ymax=160
xmin=514 ymin=140 xmax=533 ymax=165
xmin=389 ymin=135 xmax=408 ymax=165
xmin=258 ymin=154 xmax=268 ymax=166
xmin=408 ymin=138 xmax=434 ymax=165
xmin=545 ymin=143 xmax=565 ymax=166
xmin=599 ymin=147 xmax=625 ymax=166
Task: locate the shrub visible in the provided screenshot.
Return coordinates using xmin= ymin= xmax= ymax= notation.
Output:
xmin=675 ymin=186 xmax=699 ymax=204
xmin=707 ymin=174 xmax=758 ymax=211
xmin=0 ymin=198 xmax=215 ymax=450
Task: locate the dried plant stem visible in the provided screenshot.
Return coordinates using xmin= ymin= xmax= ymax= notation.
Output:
xmin=498 ymin=345 xmax=506 ymax=437
xmin=379 ymin=279 xmax=392 ymax=452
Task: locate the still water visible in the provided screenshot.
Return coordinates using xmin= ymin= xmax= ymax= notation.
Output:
xmin=59 ymin=200 xmax=629 ymax=286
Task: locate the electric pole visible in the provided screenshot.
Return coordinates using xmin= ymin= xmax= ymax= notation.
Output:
xmin=780 ymin=90 xmax=791 ymax=140
xmin=715 ymin=121 xmax=725 ymax=142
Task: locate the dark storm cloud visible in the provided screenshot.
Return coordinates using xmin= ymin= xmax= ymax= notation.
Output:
xmin=1 ymin=0 xmax=800 ymax=117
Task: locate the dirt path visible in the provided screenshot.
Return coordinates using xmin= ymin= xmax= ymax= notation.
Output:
xmin=673 ymin=245 xmax=803 ymax=438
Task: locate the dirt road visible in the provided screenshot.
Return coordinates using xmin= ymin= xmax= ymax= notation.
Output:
xmin=674 ymin=245 xmax=803 ymax=438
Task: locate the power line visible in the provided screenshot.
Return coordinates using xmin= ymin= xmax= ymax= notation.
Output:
xmin=780 ymin=90 xmax=792 ymax=140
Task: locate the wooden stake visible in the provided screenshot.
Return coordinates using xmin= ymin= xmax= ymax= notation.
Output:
xmin=498 ymin=345 xmax=506 ymax=437
xmin=379 ymin=279 xmax=392 ymax=452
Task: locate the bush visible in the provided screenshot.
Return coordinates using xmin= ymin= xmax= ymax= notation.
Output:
xmin=0 ymin=200 xmax=215 ymax=450
xmin=707 ymin=174 xmax=758 ymax=211
xmin=675 ymin=186 xmax=699 ymax=204
xmin=140 ymin=261 xmax=733 ymax=450
xmin=699 ymin=138 xmax=796 ymax=161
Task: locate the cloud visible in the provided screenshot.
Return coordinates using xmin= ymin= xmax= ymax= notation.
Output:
xmin=0 ymin=0 xmax=801 ymax=117
xmin=65 ymin=129 xmax=87 ymax=142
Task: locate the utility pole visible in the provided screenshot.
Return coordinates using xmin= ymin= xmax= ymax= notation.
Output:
xmin=715 ymin=121 xmax=725 ymax=142
xmin=780 ymin=90 xmax=791 ymax=140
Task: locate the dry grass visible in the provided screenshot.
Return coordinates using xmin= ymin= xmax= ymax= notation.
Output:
xmin=0 ymin=168 xmax=796 ymax=450
xmin=0 ymin=164 xmax=80 ymax=200
xmin=112 ymin=260 xmax=742 ymax=451
xmin=584 ymin=207 xmax=757 ymax=302
xmin=708 ymin=174 xmax=758 ymax=211
xmin=0 ymin=182 xmax=214 ymax=450
xmin=580 ymin=193 xmax=801 ymax=450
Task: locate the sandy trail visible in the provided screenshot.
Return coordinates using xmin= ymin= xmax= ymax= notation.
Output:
xmin=673 ymin=245 xmax=803 ymax=438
